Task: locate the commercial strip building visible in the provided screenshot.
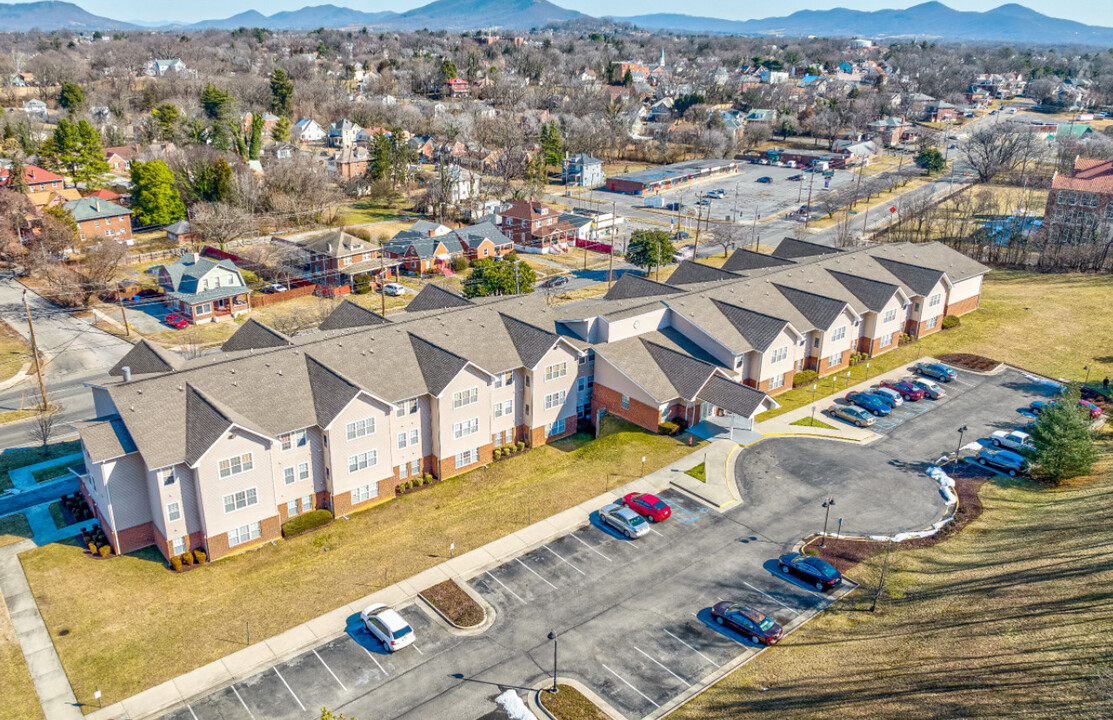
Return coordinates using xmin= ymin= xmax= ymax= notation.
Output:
xmin=604 ymin=159 xmax=742 ymax=195
xmin=75 ymin=239 xmax=984 ymax=564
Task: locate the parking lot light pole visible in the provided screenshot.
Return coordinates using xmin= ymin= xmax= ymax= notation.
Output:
xmin=820 ymin=498 xmax=835 ymax=547
xmin=1084 ymin=365 xmax=1091 ymax=385
xmin=810 ymin=382 xmax=818 ymax=426
xmin=956 ymin=425 xmax=969 ymax=462
xmin=641 ymin=456 xmax=646 ymax=477
xmin=547 ymin=631 xmax=558 ymax=693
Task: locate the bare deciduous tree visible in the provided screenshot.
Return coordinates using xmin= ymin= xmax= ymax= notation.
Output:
xmin=963 ymin=125 xmax=1037 ymax=183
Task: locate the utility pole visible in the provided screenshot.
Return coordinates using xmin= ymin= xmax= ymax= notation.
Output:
xmin=692 ymin=195 xmax=708 ymax=258
xmin=804 ymin=167 xmax=817 ymax=230
xmin=379 ymin=244 xmax=387 ymax=316
xmin=607 ymin=234 xmax=615 ymax=288
xmin=22 ymin=290 xmax=47 ymax=410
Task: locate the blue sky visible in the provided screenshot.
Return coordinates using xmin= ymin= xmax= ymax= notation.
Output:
xmin=78 ymin=0 xmax=1109 ymax=27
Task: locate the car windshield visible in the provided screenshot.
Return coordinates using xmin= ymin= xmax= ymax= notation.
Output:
xmin=651 ymin=500 xmax=668 ymax=510
xmin=806 ymin=557 xmax=840 ymax=578
xmin=758 ymin=616 xmax=777 ymax=631
xmin=629 ymin=514 xmax=646 ymax=526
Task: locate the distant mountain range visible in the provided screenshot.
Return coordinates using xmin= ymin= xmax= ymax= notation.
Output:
xmin=0 ymin=0 xmax=1111 ymax=46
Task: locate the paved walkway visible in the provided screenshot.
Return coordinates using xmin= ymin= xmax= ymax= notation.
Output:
xmin=0 ymin=540 xmax=82 ymax=720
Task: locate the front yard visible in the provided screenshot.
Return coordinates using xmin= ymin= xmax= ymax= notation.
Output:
xmin=18 ymin=417 xmax=703 ymax=713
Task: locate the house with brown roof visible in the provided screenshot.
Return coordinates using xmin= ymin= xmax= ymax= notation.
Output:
xmin=104 ymin=146 xmax=138 ymax=176
xmin=497 ymin=201 xmax=575 ymax=254
xmin=1043 ymin=157 xmax=1113 ymax=245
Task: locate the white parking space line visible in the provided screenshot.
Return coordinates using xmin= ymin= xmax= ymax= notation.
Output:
xmin=663 ymin=629 xmax=719 ymax=667
xmin=360 ymin=645 xmax=389 ymax=675
xmin=543 ymin=544 xmax=585 ymax=575
xmin=186 ymin=704 xmax=199 ymax=720
xmin=601 ymin=663 xmax=660 ymax=708
xmin=230 ymin=685 xmax=256 ymax=720
xmin=634 ymin=646 xmax=690 ymax=686
xmin=314 ymin=649 xmax=348 ymax=692
xmin=742 ymin=581 xmax=799 ymax=613
xmin=572 ymin=533 xmax=613 ymax=562
xmin=273 ymin=666 xmax=306 ymax=712
xmin=485 ymin=570 xmax=527 ymax=604
xmin=413 ymin=644 xmax=424 ymax=655
xmin=649 ymin=527 xmax=664 ymax=537
xmin=516 ymin=557 xmax=558 ymax=589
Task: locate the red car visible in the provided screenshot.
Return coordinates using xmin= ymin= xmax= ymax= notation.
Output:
xmin=164 ymin=313 xmax=189 ymax=329
xmin=880 ymin=379 xmax=925 ymax=401
xmin=621 ymin=493 xmax=671 ymax=522
xmin=1079 ymin=399 xmax=1104 ymax=418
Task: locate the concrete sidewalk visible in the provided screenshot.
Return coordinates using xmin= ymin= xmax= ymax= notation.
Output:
xmin=83 ymin=444 xmax=733 ymax=720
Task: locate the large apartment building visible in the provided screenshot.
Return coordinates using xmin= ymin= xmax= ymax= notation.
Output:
xmin=1043 ymin=157 xmax=1113 ymax=244
xmin=76 ymin=239 xmax=985 ymax=563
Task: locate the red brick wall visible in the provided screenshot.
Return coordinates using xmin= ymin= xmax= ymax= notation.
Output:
xmin=917 ymin=319 xmax=942 ymax=338
xmin=112 ymin=521 xmax=157 ymax=555
xmin=592 ymin=383 xmax=661 ymax=432
xmin=868 ymin=332 xmax=899 ymax=356
xmin=757 ymin=369 xmax=795 ymax=395
xmin=529 ymin=422 xmax=577 ymax=448
xmin=945 ymin=294 xmax=979 ymax=316
xmin=437 ymin=443 xmax=494 ymax=480
xmin=206 ymin=515 xmax=280 ymax=561
xmin=817 ymin=349 xmax=851 ymax=376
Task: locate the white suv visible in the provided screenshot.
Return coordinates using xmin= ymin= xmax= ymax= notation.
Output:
xmin=360 ymin=603 xmax=415 ymax=652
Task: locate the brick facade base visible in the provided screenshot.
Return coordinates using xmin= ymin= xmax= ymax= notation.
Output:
xmin=945 ymin=294 xmax=980 ymax=316
xmin=867 ymin=332 xmax=899 ymax=356
xmin=529 ymin=422 xmax=577 ymax=448
xmin=592 ymin=383 xmax=661 ymax=432
xmin=756 ymin=369 xmax=795 ymax=395
xmin=817 ymin=349 xmax=851 ymax=376
xmin=437 ymin=442 xmax=494 ymax=481
xmin=113 ymin=521 xmax=158 ymax=555
xmin=206 ymin=514 xmax=281 ymax=561
xmin=917 ymin=319 xmax=942 ymax=338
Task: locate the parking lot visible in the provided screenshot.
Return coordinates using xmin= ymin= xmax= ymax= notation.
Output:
xmin=152 ymin=366 xmax=1052 ymax=720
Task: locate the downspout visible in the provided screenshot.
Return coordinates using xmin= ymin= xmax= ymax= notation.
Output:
xmin=101 ymin=469 xmax=121 ymax=555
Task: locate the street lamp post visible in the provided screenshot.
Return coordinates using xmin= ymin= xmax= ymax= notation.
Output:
xmin=1084 ymin=365 xmax=1091 ymax=385
xmin=820 ymin=498 xmax=836 ymax=547
xmin=810 ymin=381 xmax=818 ymax=425
xmin=956 ymin=425 xmax=968 ymax=462
xmin=547 ymin=631 xmax=558 ymax=693
xmin=865 ymin=361 xmax=870 ymax=380
xmin=641 ymin=455 xmax=646 ymax=477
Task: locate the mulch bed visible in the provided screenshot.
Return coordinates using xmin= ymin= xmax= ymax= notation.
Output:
xmin=809 ymin=462 xmax=990 ymax=573
xmin=937 ymin=353 xmax=1002 ymax=373
xmin=420 ymin=579 xmax=485 ymax=628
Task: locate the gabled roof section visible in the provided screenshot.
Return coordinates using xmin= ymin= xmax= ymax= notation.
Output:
xmin=408 ymin=333 xmax=469 ymax=396
xmin=304 ymin=355 xmax=362 ymax=428
xmin=109 ymin=340 xmax=183 ymax=377
xmin=221 ymin=319 xmax=293 ymax=353
xmin=318 ymin=300 xmax=390 ymax=332
xmin=184 ymin=385 xmax=235 ymax=467
xmin=77 ymin=417 xmax=137 ymax=463
xmin=772 ymin=237 xmax=843 ymax=260
xmin=827 ymin=270 xmax=901 ymax=312
xmin=500 ymin=313 xmax=558 ymax=369
xmin=872 ymin=256 xmax=945 ymax=297
xmin=721 ymin=248 xmax=796 ymax=273
xmin=666 ymin=260 xmax=740 ymax=286
xmin=604 ymin=273 xmax=683 ymax=301
xmin=643 ymin=339 xmax=716 ymax=401
xmin=405 ymin=284 xmax=472 ymax=313
xmin=697 ymin=375 xmax=770 ymax=419
xmin=773 ymin=284 xmax=850 ymax=331
xmin=709 ymin=300 xmax=790 ymax=352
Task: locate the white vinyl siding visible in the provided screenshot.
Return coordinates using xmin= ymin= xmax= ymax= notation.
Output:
xmin=218 ymin=452 xmax=253 ymax=479
xmin=452 ymin=387 xmax=479 ymax=409
xmin=279 ymin=429 xmax=307 ymax=451
xmin=831 ymin=326 xmax=847 ymax=342
xmin=348 ymin=450 xmax=378 ymax=473
xmin=770 ymin=346 xmax=788 ymax=363
xmin=222 ymin=488 xmax=258 ymax=514
xmin=345 ymin=417 xmax=376 ymax=440
xmin=228 ymin=522 xmax=262 ymax=547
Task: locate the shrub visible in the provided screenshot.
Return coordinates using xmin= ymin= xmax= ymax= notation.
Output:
xmin=98 ymin=545 xmax=111 ymax=557
xmin=658 ymin=421 xmax=679 ymax=435
xmin=493 ymin=448 xmax=502 ymax=459
xmin=793 ymin=369 xmax=818 ymax=388
xmin=193 ymin=549 xmax=206 ymax=564
xmin=87 ymin=542 xmax=97 ymax=554
xmin=674 ymin=417 xmax=689 ymax=432
xmin=353 ymin=274 xmax=372 ymax=294
xmin=942 ymin=315 xmax=960 ymax=330
xmin=516 ymin=441 xmax=525 ymax=451
xmin=899 ymin=333 xmax=915 ymax=346
xmin=450 ymin=256 xmax=469 ymax=273
xmin=170 ymin=556 xmax=182 ymax=572
xmin=281 ymin=509 xmax=334 ymax=537
xmin=424 ymin=473 xmax=433 ymax=482
xmin=416 ymin=476 xmax=426 ymax=486
xmin=181 ymin=551 xmax=194 ymax=566
xmin=404 ymin=480 xmax=413 ymax=491
xmin=849 ymin=352 xmax=868 ymax=366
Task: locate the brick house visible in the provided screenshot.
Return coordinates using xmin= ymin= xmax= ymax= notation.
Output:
xmin=445 ymin=77 xmax=470 ymax=97
xmin=158 ymin=252 xmax=251 ymax=323
xmin=1042 ymin=157 xmax=1113 ymax=245
xmin=64 ymin=197 xmax=132 ymax=243
xmin=1 ymin=164 xmax=65 ymax=193
xmin=276 ymin=228 xmax=388 ymax=286
xmin=498 ymin=201 xmax=575 ymax=254
xmin=103 ymin=146 xmax=138 ymax=176
xmin=328 ymin=146 xmax=371 ymax=180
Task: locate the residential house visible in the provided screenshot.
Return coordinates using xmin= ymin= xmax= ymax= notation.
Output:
xmin=561 ymin=153 xmax=605 ymax=188
xmin=22 ymin=99 xmax=47 ymax=120
xmin=157 ymin=253 xmax=251 ymax=323
xmin=445 ymin=77 xmax=470 ymax=98
xmin=104 ymin=146 xmax=137 ymax=176
xmin=450 ymin=221 xmax=514 ymax=261
xmin=86 ymin=188 xmax=124 ymax=204
xmin=498 ymin=201 xmax=575 ymax=254
xmin=866 ymin=117 xmax=914 ymax=147
xmin=1042 ymin=157 xmax=1113 ymax=245
xmin=1 ymin=164 xmax=64 ymax=193
xmin=64 ymin=197 xmax=132 ymax=243
xmin=165 ymin=220 xmax=195 ymax=244
xmin=291 ymin=118 xmax=326 ymax=143
xmin=277 ymin=228 xmax=389 ymax=286
xmin=427 ymin=165 xmax=480 ymax=205
xmin=382 ymin=220 xmax=457 ymax=273
xmin=744 ymin=108 xmax=778 ymax=127
xmin=146 ymin=58 xmax=187 ymax=77
xmin=271 ymin=143 xmax=295 ymax=160
xmin=328 ymin=146 xmax=371 ymax=180
xmin=25 ymin=187 xmax=80 ymax=212
xmin=327 ymin=119 xmax=362 ymax=148
xmin=926 ymin=101 xmax=958 ymax=122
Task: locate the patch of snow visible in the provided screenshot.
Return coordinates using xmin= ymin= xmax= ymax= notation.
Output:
xmin=495 ymin=690 xmax=537 ymax=720
xmin=927 ymin=465 xmax=957 ymax=504
xmin=1024 ymin=374 xmax=1065 ymax=391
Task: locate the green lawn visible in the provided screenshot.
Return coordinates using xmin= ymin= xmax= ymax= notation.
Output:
xmin=48 ymin=503 xmax=67 ymax=530
xmin=540 ymin=684 xmax=611 ymax=720
xmin=0 ymin=603 xmax=44 ymax=720
xmin=758 ymin=271 xmax=1113 ymax=420
xmin=0 ymin=513 xmax=33 ymax=548
xmin=684 ymin=462 xmax=707 ymax=482
xmin=789 ymin=416 xmax=836 ymax=429
xmin=674 ymin=441 xmax=1113 ymax=720
xmin=0 ymin=442 xmax=82 ymax=494
xmin=32 ymin=464 xmax=73 ymax=484
xmin=0 ymin=320 xmax=29 ymax=385
xmin=20 ymin=417 xmax=704 ymax=713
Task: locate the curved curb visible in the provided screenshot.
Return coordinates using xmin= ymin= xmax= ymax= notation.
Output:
xmin=529 ymin=678 xmax=623 ymax=720
xmin=415 ymin=578 xmax=497 ymax=636
xmin=0 ymin=362 xmax=31 ymax=392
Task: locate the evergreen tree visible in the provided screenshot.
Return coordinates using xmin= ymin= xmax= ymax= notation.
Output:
xmin=269 ymin=68 xmax=294 ymax=116
xmin=623 ymin=69 xmax=634 ymax=86
xmin=58 ymin=82 xmax=84 ymax=112
xmin=130 ymin=160 xmax=186 ymax=226
xmin=540 ymin=122 xmax=563 ymax=168
xmin=152 ymin=103 xmax=181 ymax=142
xmin=195 ymin=158 xmax=235 ymax=203
xmin=1029 ymin=385 xmax=1098 ymax=484
xmin=624 ymin=230 xmax=674 ymax=273
xmin=272 ymin=116 xmax=291 ymax=142
xmin=6 ymin=156 xmax=28 ymax=194
xmin=441 ymin=58 xmax=459 ymax=81
xmin=915 ymin=147 xmax=946 ymax=174
xmin=201 ymin=83 xmax=235 ymax=150
xmin=39 ymin=119 xmax=109 ymax=186
xmin=249 ymin=114 xmax=264 ymax=160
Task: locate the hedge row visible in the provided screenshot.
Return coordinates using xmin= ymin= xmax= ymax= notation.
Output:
xmin=281 ymin=509 xmax=334 ymax=538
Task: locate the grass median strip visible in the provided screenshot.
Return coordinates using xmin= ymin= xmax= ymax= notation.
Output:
xmin=539 ymin=684 xmax=612 ymax=720
xmin=19 ymin=417 xmax=702 ymax=713
xmin=0 ymin=513 xmax=33 ymax=548
xmin=789 ymin=416 xmax=836 ymax=430
xmin=0 ymin=441 xmax=81 ymax=494
xmin=420 ymin=579 xmax=484 ymax=628
xmin=684 ymin=463 xmax=707 ymax=482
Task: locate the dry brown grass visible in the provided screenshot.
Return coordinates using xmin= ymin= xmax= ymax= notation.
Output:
xmin=540 ymin=684 xmax=612 ymax=720
xmin=0 ymin=319 xmax=30 ymax=384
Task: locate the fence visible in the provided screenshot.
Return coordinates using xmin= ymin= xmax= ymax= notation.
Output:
xmin=250 ymin=280 xmax=317 ymax=307
xmin=574 ymin=239 xmax=613 ymax=253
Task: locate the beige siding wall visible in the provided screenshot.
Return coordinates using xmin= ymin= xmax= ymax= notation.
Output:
xmin=529 ymin=344 xmax=580 ymax=435
xmin=490 ymin=369 xmax=521 ymax=440
xmin=435 ymin=365 xmax=492 ymax=459
xmin=149 ymin=464 xmax=202 ymax=545
xmin=906 ymin=279 xmax=948 ymax=330
xmin=101 ymin=453 xmax=153 ymax=530
xmin=270 ymin=426 xmax=321 ymax=509
xmin=868 ymin=294 xmax=905 ymax=342
xmin=327 ymin=394 xmax=395 ymax=498
xmin=757 ymin=327 xmax=799 ymax=384
xmin=194 ymin=430 xmax=275 ymax=537
xmin=948 ymin=275 xmax=982 ymax=304
xmin=665 ymin=311 xmax=737 ymax=367
xmin=388 ymin=394 xmax=431 ymax=472
xmin=815 ymin=309 xmax=857 ymax=361
xmin=602 ymin=307 xmax=668 ymax=343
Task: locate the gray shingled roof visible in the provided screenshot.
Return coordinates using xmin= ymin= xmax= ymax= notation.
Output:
xmin=500 ymin=313 xmax=558 ymax=369
xmin=305 ymin=355 xmax=364 ymax=428
xmin=666 ymin=260 xmax=740 ymax=286
xmin=773 ymin=284 xmax=849 ymax=331
xmin=773 ymin=237 xmax=843 ymax=260
xmin=643 ymin=340 xmax=717 ymax=401
xmin=298 ymin=229 xmax=373 ymax=258
xmin=697 ymin=375 xmax=769 ymax=419
xmin=604 ymin=273 xmax=683 ymax=301
xmin=872 ymin=257 xmax=945 ymax=297
xmin=109 ymin=340 xmax=184 ymax=377
xmin=827 ymin=270 xmax=900 ymax=312
xmin=76 ymin=417 xmax=137 ymax=463
xmin=184 ymin=385 xmax=235 ymax=467
xmin=405 ymin=284 xmax=472 ymax=312
xmin=162 ymin=256 xmax=239 ymax=294
xmin=709 ymin=300 xmax=790 ymax=352
xmin=317 ymin=300 xmax=390 ymax=332
xmin=451 ymin=221 xmax=511 ymax=251
xmin=221 ymin=319 xmax=293 ymax=353
xmin=408 ymin=333 xmax=471 ymax=396
xmin=721 ymin=248 xmax=796 ymax=273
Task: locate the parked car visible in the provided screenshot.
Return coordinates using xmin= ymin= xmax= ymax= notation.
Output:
xmin=710 ymin=603 xmax=784 ymax=645
xmin=914 ymin=362 xmax=957 ymax=382
xmin=909 ymin=378 xmax=946 ymax=400
xmin=845 ymin=392 xmax=891 ymax=417
xmin=868 ymin=387 xmax=904 ymax=406
xmin=1079 ymin=399 xmax=1104 ymax=418
xmin=697 ymin=198 xmax=712 ymax=206
xmin=880 ymin=379 xmax=926 ymax=401
xmin=829 ymin=405 xmax=876 ymax=428
xmin=756 ymin=176 xmax=773 ymax=183
xmin=778 ymin=552 xmax=843 ymax=592
xmin=1029 ymin=400 xmax=1050 ymax=414
xmin=991 ymin=430 xmax=1035 ymax=453
xmin=163 ymin=313 xmax=189 ymax=329
xmin=788 ymin=174 xmax=804 ymax=181
xmin=261 ymin=283 xmax=287 ymax=294
xmin=599 ymin=502 xmax=650 ymax=539
xmin=544 ymin=276 xmax=569 ymax=288
xmin=622 ymin=493 xmax=672 ymax=522
xmin=360 ymin=603 xmax=415 ymax=652
xmin=975 ymin=448 xmax=1029 ymax=477
xmin=674 ymin=231 xmax=691 ymax=240
xmin=383 ymin=283 xmax=406 ymax=296
xmin=1030 ymin=399 xmax=1102 ymax=419
xmin=666 ymin=202 xmax=684 ymax=211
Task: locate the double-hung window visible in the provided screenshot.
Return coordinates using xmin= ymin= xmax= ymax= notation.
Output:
xmin=545 ymin=418 xmax=566 ymax=436
xmin=218 ymin=453 xmax=253 ymax=479
xmin=544 ymin=391 xmax=567 ymax=410
xmin=453 ymin=417 xmax=479 ymax=439
xmin=882 ymin=308 xmax=898 ymax=324
xmin=348 ymin=451 xmax=377 ymax=473
xmin=297 ymin=462 xmax=309 ymax=481
xmin=228 ymin=522 xmax=262 ymax=547
xmin=621 ymin=394 xmax=630 ymax=410
xmin=279 ymin=429 xmax=307 ymax=451
xmin=452 ymin=387 xmax=478 ymax=409
xmin=166 ymin=502 xmax=181 ymax=522
xmin=171 ymin=536 xmax=187 ymax=555
xmin=544 ymin=362 xmax=567 ymax=381
xmin=345 ymin=417 xmax=375 ymax=440
xmin=929 ymin=293 xmax=942 ymax=308
xmin=222 ymin=488 xmax=258 ymax=514
xmin=283 ymin=467 xmax=296 ymax=485
xmin=455 ymin=448 xmax=478 ymax=468
xmin=157 ymin=467 xmax=176 ymax=485
xmin=352 ymin=483 xmax=377 ymax=504
xmin=831 ymin=326 xmax=847 ymax=342
xmin=770 ymin=345 xmax=788 ymax=363
xmin=768 ymin=373 xmax=786 ymax=390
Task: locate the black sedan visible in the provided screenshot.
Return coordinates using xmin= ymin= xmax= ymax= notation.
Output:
xmin=779 ymin=552 xmax=843 ymax=592
xmin=710 ymin=602 xmax=783 ymax=645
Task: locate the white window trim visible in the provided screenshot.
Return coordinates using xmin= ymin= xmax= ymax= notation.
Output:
xmin=544 ymin=362 xmax=568 ymax=382
xmin=347 ymin=450 xmax=378 ymax=473
xmin=345 ymin=417 xmax=376 ymax=441
xmin=452 ymin=387 xmax=479 ymax=409
xmin=222 ymin=487 xmax=258 ymax=514
xmin=218 ymin=452 xmax=254 ymax=479
xmin=166 ymin=502 xmax=181 ymax=523
xmin=453 ymin=417 xmax=480 ymax=439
